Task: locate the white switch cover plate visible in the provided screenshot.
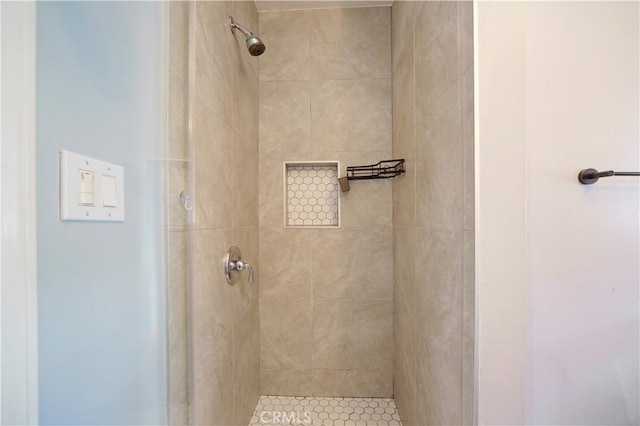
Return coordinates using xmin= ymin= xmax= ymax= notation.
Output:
xmin=60 ymin=150 xmax=125 ymax=222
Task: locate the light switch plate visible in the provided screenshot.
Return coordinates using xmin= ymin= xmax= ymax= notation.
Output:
xmin=60 ymin=150 xmax=125 ymax=222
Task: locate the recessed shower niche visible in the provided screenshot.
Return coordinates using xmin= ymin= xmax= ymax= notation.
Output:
xmin=284 ymin=161 xmax=340 ymax=228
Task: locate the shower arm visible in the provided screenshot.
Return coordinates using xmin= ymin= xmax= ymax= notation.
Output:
xmin=229 ymin=18 xmax=254 ymax=40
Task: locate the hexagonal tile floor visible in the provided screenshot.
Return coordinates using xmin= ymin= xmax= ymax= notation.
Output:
xmin=248 ymin=396 xmax=403 ymax=426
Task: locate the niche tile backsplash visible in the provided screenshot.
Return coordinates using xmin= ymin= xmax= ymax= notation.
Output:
xmin=285 ymin=162 xmax=339 ymax=228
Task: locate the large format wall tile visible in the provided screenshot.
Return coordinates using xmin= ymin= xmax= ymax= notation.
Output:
xmin=311 ymin=226 xmax=393 ymax=299
xmin=462 ymin=230 xmax=475 ymax=426
xmin=168 ymin=72 xmax=188 ymax=161
xmin=259 ymin=10 xmax=311 ymax=82
xmin=414 ymin=230 xmax=464 ymax=426
xmin=233 ymin=134 xmax=259 ymax=227
xmin=311 ymin=369 xmax=393 ymax=397
xmin=233 ymin=92 xmax=259 ymax=228
xmin=414 ymin=1 xmax=459 ymax=114
xmin=258 ymin=6 xmax=393 ymax=398
xmin=168 ymin=230 xmax=189 ymax=424
xmin=230 ymin=2 xmax=259 ymax=146
xmin=166 ymin=159 xmax=190 ymax=230
xmin=192 ymin=228 xmax=234 ymax=352
xmin=232 ymin=227 xmax=260 ymax=308
xmin=310 ymin=7 xmax=391 ymax=80
xmin=193 ymin=99 xmax=234 ymax=230
xmin=194 ymin=329 xmax=234 ymax=426
xmin=461 ymin=0 xmax=474 ymax=74
xmin=168 ymin=229 xmax=188 ymax=379
xmin=392 ymin=1 xmax=474 ymax=424
xmin=463 ymin=67 xmax=475 ymax=232
xmin=260 ymin=297 xmax=313 ymax=370
xmin=392 ymin=62 xmax=415 ymax=156
xmin=391 ymin=0 xmax=415 ymax=69
xmin=391 ymin=2 xmax=415 ymax=156
xmin=415 ymin=83 xmax=463 ymax=231
xmin=169 ymin=1 xmax=189 ymax=82
xmin=195 ymin=1 xmax=235 ymax=124
xmin=167 ymin=5 xmax=190 ymax=423
xmin=259 ymin=227 xmax=312 ymax=298
xmin=339 ymin=178 xmax=393 ymax=227
xmin=393 ymin=303 xmax=416 ymax=424
xmin=391 ymin=2 xmax=416 ymax=230
xmin=393 ymin=226 xmax=416 ymax=344
xmin=311 ymin=79 xmax=391 ymax=153
xmin=190 ymin=2 xmax=260 ymax=424
xmin=392 ymin=159 xmax=415 ymax=228
xmin=415 ymin=333 xmax=462 ymax=426
xmin=312 ymin=298 xmax=393 ymax=371
xmin=233 ymin=302 xmax=261 ymax=425
xmin=230 ymin=0 xmax=259 ymax=87
xmin=261 ymin=369 xmax=313 ymax=396
xmin=414 ymin=229 xmax=463 ymax=347
xmin=259 ymin=81 xmax=310 ymax=154
xmin=258 ymin=152 xmax=287 ymax=228
xmin=315 ymin=150 xmax=393 ymax=227
xmin=393 ymin=225 xmax=416 ymax=425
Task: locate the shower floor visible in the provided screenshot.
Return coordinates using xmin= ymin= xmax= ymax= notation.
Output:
xmin=249 ymin=395 xmax=403 ymax=426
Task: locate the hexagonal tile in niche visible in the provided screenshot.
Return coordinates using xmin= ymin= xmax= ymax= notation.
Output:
xmin=284 ymin=162 xmax=340 ymax=228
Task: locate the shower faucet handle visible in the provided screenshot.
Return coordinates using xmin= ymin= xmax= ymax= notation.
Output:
xmin=224 ymin=246 xmax=255 ymax=285
xmin=235 ymin=260 xmax=254 ymax=284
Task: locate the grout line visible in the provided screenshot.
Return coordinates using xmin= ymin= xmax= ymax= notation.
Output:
xmin=232 ymin=325 xmax=237 ymax=424
xmin=308 ymin=14 xmax=315 ymax=396
xmin=310 ymin=229 xmax=315 ymax=395
xmin=410 ymin=1 xmax=418 ymax=422
xmin=457 ymin=1 xmax=466 ymax=422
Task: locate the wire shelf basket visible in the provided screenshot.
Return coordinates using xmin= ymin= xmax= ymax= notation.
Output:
xmin=346 ymin=159 xmax=405 ymax=180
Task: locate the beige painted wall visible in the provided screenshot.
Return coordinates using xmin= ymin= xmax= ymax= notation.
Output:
xmin=188 ymin=1 xmax=261 ymax=425
xmin=391 ymin=1 xmax=474 ymax=424
xmin=257 ymin=6 xmax=394 ymax=397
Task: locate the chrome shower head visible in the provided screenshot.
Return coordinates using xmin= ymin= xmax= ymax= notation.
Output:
xmin=229 ymin=16 xmax=266 ymax=57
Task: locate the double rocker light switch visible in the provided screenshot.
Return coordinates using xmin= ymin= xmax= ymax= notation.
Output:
xmin=60 ymin=150 xmax=125 ymax=222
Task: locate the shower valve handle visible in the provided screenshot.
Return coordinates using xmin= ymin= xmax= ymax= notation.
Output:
xmin=234 ymin=260 xmax=254 ymax=284
xmin=224 ymin=246 xmax=255 ymax=285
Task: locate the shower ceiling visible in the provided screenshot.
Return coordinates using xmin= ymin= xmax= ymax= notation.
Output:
xmin=255 ymin=0 xmax=393 ymax=11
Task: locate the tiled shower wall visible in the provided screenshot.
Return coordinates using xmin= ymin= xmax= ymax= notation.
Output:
xmin=391 ymin=1 xmax=475 ymax=425
xmin=166 ymin=4 xmax=190 ymax=424
xmin=258 ymin=7 xmax=394 ymax=396
xmin=190 ymin=1 xmax=261 ymax=425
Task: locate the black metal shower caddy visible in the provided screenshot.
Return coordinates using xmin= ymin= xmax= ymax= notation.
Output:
xmin=346 ymin=159 xmax=405 ymax=180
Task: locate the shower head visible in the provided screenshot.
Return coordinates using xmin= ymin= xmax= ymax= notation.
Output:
xmin=229 ymin=16 xmax=266 ymax=57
